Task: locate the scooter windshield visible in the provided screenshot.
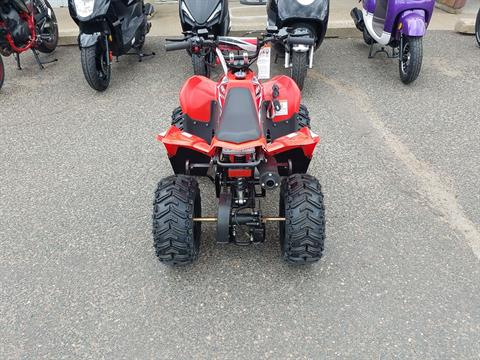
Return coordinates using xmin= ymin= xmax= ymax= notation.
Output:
xmin=182 ymin=0 xmax=222 ymax=25
xmin=276 ymin=0 xmax=329 ymax=23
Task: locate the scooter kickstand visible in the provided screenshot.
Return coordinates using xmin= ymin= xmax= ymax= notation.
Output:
xmin=137 ymin=51 xmax=155 ymax=62
xmin=368 ymin=44 xmax=391 ymax=59
xmin=15 ymin=53 xmax=22 ymax=70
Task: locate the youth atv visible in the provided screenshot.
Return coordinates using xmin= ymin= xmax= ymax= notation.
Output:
xmin=153 ymin=30 xmax=325 ymax=265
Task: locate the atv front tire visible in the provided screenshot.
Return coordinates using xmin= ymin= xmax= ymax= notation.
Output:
xmin=279 ymin=174 xmax=325 ymax=264
xmin=297 ymin=104 xmax=311 ymax=129
xmin=153 ymin=175 xmax=202 ymax=265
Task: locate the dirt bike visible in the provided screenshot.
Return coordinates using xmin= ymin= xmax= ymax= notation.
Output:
xmin=0 ymin=0 xmax=58 ymax=90
xmin=153 ymin=28 xmax=326 ymax=266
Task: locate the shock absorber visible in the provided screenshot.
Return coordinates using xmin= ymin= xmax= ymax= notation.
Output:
xmin=235 ymin=178 xmax=247 ymax=205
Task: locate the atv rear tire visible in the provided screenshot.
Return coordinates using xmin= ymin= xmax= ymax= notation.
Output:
xmin=192 ymin=54 xmax=210 ymax=78
xmin=291 ymin=51 xmax=308 ymax=91
xmin=153 ymin=175 xmax=202 ymax=265
xmin=279 ymin=174 xmax=325 ymax=264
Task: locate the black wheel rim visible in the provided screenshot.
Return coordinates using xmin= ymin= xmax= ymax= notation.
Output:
xmin=401 ymin=40 xmax=411 ymax=75
xmin=37 ymin=6 xmax=58 ymax=48
xmin=96 ymin=47 xmax=109 ymax=81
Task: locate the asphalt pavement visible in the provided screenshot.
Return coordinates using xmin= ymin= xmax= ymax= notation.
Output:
xmin=1 ymin=31 xmax=479 ymax=359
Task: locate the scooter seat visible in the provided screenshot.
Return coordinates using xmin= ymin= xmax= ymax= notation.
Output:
xmin=216 ymin=87 xmax=262 ymax=144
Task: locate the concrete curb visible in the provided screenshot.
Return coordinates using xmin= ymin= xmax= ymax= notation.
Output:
xmin=454 ymin=18 xmax=476 ymax=34
xmin=58 ymin=26 xmax=363 ymax=47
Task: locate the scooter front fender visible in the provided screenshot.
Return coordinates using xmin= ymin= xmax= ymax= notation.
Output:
xmin=398 ymin=10 xmax=426 ymax=37
xmin=79 ymin=33 xmax=101 ymax=48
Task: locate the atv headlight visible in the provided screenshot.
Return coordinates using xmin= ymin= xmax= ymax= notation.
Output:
xmin=74 ymin=0 xmax=95 ymax=18
xmin=181 ymin=2 xmax=195 ymax=22
xmin=207 ymin=3 xmax=222 ymax=23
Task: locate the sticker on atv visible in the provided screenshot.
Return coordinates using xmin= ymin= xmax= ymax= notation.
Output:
xmin=257 ymin=45 xmax=271 ymax=80
xmin=275 ymin=100 xmax=289 ymax=116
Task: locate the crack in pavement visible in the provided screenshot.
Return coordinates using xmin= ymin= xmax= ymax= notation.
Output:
xmin=310 ymin=69 xmax=480 ymax=260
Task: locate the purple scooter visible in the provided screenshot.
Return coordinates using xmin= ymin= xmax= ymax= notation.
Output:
xmin=351 ymin=0 xmax=435 ymax=84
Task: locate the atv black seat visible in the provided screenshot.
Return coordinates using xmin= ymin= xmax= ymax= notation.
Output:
xmin=216 ymin=87 xmax=262 ymax=144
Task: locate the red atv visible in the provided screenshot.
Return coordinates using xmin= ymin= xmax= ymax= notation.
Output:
xmin=154 ymin=30 xmax=325 ymax=265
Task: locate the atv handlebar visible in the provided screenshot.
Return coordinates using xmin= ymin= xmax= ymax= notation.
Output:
xmin=165 ymin=40 xmax=192 ymax=52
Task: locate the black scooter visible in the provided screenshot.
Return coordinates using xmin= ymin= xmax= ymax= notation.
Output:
xmin=267 ymin=0 xmax=329 ymax=90
xmin=178 ymin=0 xmax=230 ymax=77
xmin=68 ymin=0 xmax=154 ymax=91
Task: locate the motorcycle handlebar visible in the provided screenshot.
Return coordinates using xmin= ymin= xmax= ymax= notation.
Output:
xmin=165 ymin=40 xmax=192 ymax=52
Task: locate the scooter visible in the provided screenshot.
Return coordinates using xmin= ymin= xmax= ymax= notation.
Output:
xmin=475 ymin=8 xmax=480 ymax=47
xmin=0 ymin=0 xmax=58 ymax=90
xmin=153 ymin=29 xmax=326 ymax=266
xmin=178 ymin=0 xmax=230 ymax=77
xmin=266 ymin=0 xmax=329 ymax=90
xmin=68 ymin=0 xmax=154 ymax=91
xmin=351 ymin=0 xmax=435 ymax=84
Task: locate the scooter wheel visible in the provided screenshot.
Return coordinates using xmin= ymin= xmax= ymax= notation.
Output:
xmin=291 ymin=51 xmax=308 ymax=91
xmin=192 ymin=54 xmax=210 ymax=78
xmin=0 ymin=56 xmax=4 ymax=90
xmin=399 ymin=36 xmax=423 ymax=84
xmin=81 ymin=44 xmax=111 ymax=92
xmin=153 ymin=175 xmax=202 ymax=266
xmin=475 ymin=10 xmax=480 ymax=47
xmin=279 ymin=174 xmax=325 ymax=264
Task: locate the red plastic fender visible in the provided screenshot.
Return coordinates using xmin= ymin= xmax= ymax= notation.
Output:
xmin=179 ymin=76 xmax=218 ymax=122
xmin=262 ymin=75 xmax=302 ymax=122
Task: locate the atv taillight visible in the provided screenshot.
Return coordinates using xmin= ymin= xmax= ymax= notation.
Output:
xmin=228 ymin=169 xmax=253 ymax=178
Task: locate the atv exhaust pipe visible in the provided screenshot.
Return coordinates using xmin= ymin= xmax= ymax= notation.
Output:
xmin=259 ymin=158 xmax=281 ymax=190
xmin=260 ymin=172 xmax=281 ymax=190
